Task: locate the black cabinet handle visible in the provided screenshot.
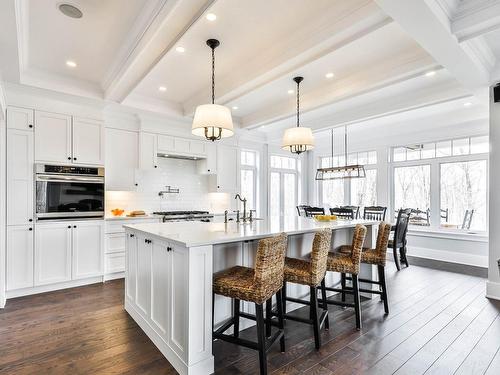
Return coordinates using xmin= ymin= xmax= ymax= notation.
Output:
xmin=28 ymin=228 xmax=33 ymax=231
xmin=130 ymin=234 xmax=135 ymax=238
xmin=28 ymin=219 xmax=33 ymax=222
xmin=67 ymin=157 xmax=71 ymax=160
xmin=135 ymin=183 xmax=138 ymax=186
xmin=154 ymin=165 xmax=157 ymax=168
xmin=73 ymin=157 xmax=77 ymax=161
xmin=207 ymin=169 xmax=211 ymax=172
xmin=28 ymin=124 xmax=33 ymax=128
xmin=68 ymin=225 xmax=71 ymax=229
xmin=73 ymin=225 xmax=77 ymax=228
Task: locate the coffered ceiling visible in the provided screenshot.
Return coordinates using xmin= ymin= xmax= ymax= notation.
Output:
xmin=0 ymin=0 xmax=498 ymax=140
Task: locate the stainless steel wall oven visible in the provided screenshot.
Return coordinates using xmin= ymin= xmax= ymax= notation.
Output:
xmin=35 ymin=164 xmax=105 ymax=220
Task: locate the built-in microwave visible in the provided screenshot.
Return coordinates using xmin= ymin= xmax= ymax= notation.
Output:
xmin=35 ymin=164 xmax=105 ymax=220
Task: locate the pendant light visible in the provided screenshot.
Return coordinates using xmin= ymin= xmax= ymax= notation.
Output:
xmin=281 ymin=77 xmax=314 ymax=154
xmin=315 ymin=126 xmax=365 ymax=180
xmin=192 ymin=39 xmax=234 ymax=141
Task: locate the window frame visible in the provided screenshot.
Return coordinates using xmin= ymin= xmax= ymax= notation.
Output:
xmin=390 ymin=150 xmax=489 ymax=235
xmin=268 ymin=154 xmax=301 ymax=217
xmin=240 ymin=149 xmax=259 ymax=215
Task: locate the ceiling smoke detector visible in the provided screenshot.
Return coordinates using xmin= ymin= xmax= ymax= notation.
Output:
xmin=58 ymin=3 xmax=83 ymax=19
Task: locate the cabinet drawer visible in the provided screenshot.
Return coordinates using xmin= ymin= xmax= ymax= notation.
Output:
xmin=105 ymin=233 xmax=125 ymax=254
xmin=105 ymin=253 xmax=125 ymax=273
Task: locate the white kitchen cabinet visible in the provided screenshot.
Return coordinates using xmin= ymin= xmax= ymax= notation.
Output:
xmin=209 ymin=145 xmax=239 ymax=192
xmin=125 ymin=234 xmax=188 ymax=361
xmin=197 ymin=142 xmax=217 ymax=174
xmin=6 ymin=225 xmax=34 ymax=291
xmin=7 ymin=106 xmax=34 ymax=131
xmin=139 ymin=132 xmax=158 ymax=170
xmin=72 ymin=117 xmax=105 ymax=165
xmin=72 ymin=221 xmax=104 ymax=279
xmin=157 ymin=135 xmax=175 ymax=153
xmin=35 ymin=222 xmax=72 ymax=285
xmin=7 ymin=129 xmax=34 ymax=225
xmin=34 ymin=111 xmax=72 ymax=163
xmin=105 ymin=128 xmax=138 ymax=190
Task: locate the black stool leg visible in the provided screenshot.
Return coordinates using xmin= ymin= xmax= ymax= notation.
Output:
xmin=341 ymin=273 xmax=346 ymax=302
xmin=266 ymin=298 xmax=272 ymax=338
xmin=378 ymin=265 xmax=389 ymax=314
xmin=393 ymin=246 xmax=401 ymax=271
xmin=233 ymin=298 xmax=240 ymax=337
xmin=320 ymin=278 xmax=329 ymax=330
xmin=352 ymin=274 xmax=362 ymax=330
xmin=255 ymin=303 xmax=268 ymax=375
xmin=276 ymin=289 xmax=286 ymax=353
xmin=282 ymin=281 xmax=287 ymax=315
xmin=310 ymin=286 xmax=321 ymax=349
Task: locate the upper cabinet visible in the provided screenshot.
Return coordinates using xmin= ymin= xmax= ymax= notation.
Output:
xmin=72 ymin=117 xmax=105 ymax=165
xmin=34 ymin=111 xmax=72 ymax=163
xmin=106 ymin=128 xmax=139 ymax=190
xmin=139 ymin=132 xmax=158 ymax=170
xmin=34 ymin=110 xmax=104 ymax=166
xmin=210 ymin=145 xmax=239 ymax=193
xmin=7 ymin=106 xmax=34 ymax=131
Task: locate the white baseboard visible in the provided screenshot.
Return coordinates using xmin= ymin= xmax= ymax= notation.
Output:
xmin=0 ymin=295 xmax=5 ymax=309
xmin=486 ymin=281 xmax=500 ymax=300
xmin=388 ymin=246 xmax=488 ymax=268
xmin=104 ymin=272 xmax=124 ymax=281
xmin=6 ymin=276 xmax=104 ymax=299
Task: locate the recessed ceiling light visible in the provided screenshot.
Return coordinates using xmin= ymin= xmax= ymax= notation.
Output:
xmin=175 ymin=46 xmax=185 ymax=53
xmin=464 ymin=102 xmax=472 ymax=107
xmin=232 ymin=106 xmax=238 ymax=110
xmin=58 ymin=3 xmax=83 ymax=19
xmin=260 ymin=125 xmax=266 ymax=130
xmin=158 ymin=86 xmax=167 ymax=92
xmin=425 ymin=71 xmax=436 ymax=77
xmin=287 ymin=89 xmax=294 ymax=94
xmin=66 ymin=60 xmax=77 ymax=68
xmin=206 ymin=13 xmax=217 ymax=21
xmin=325 ymin=72 xmax=335 ymax=79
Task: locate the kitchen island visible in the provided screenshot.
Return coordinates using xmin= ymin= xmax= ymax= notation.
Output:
xmin=123 ymin=217 xmax=378 ymax=375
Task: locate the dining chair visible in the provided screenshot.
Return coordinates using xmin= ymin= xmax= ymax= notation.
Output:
xmin=363 ymin=206 xmax=387 ymax=221
xmin=409 ymin=208 xmax=430 ymax=226
xmin=330 ymin=207 xmax=355 ymax=219
xmin=305 ymin=207 xmax=325 ymax=217
xmin=390 ymin=208 xmax=412 ymax=270
xmin=296 ymin=205 xmax=310 ymax=217
xmin=341 ymin=205 xmax=360 ymax=219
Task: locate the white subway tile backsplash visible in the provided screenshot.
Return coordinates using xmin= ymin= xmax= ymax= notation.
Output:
xmin=105 ymin=158 xmax=232 ymax=214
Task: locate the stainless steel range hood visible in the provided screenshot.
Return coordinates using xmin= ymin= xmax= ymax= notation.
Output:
xmin=157 ymin=153 xmax=206 ymax=161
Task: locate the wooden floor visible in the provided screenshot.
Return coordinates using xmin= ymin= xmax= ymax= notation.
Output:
xmin=1 ymin=264 xmax=500 ymax=375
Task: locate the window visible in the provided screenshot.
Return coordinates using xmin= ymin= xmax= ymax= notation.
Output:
xmin=269 ymin=155 xmax=300 ymax=217
xmin=319 ymin=151 xmax=377 ymax=209
xmin=440 ymin=160 xmax=487 ymax=231
xmin=394 ymin=165 xmax=431 ymax=225
xmin=240 ymin=150 xmax=258 ymax=213
xmin=392 ymin=136 xmax=488 ymax=162
xmin=351 ymin=169 xmax=377 ymax=209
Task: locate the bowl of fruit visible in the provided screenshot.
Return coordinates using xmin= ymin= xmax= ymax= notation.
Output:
xmin=111 ymin=208 xmax=125 ymax=217
xmin=313 ymin=215 xmax=337 ymax=222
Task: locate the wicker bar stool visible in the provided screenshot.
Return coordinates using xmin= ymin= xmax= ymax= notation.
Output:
xmin=319 ymin=224 xmax=367 ymax=330
xmin=212 ymin=233 xmax=288 ymax=375
xmin=279 ymin=229 xmax=332 ymax=349
xmin=339 ymin=222 xmax=392 ymax=314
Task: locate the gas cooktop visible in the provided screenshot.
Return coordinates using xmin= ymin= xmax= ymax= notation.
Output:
xmin=153 ymin=211 xmax=210 ymax=216
xmin=152 ymin=211 xmax=214 ymax=222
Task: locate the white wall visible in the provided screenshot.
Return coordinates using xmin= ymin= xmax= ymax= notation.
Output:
xmin=0 ymin=81 xmax=6 ymax=308
xmin=487 ymin=86 xmax=500 ymax=299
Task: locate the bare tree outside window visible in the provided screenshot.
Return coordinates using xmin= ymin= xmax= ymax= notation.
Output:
xmin=394 ymin=165 xmax=431 ymax=224
xmin=351 ymin=169 xmax=377 ymax=209
xmin=440 ymin=160 xmax=487 ymax=231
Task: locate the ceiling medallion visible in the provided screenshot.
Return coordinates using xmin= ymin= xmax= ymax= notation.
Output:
xmin=281 ymin=76 xmax=314 ymax=154
xmin=192 ymin=39 xmax=234 ymax=142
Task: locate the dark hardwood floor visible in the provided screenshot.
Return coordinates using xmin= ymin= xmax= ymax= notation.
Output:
xmin=1 ymin=263 xmax=499 ymax=375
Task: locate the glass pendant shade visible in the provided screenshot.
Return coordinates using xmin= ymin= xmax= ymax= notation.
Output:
xmin=192 ymin=104 xmax=234 ymax=140
xmin=315 ymin=164 xmax=366 ymax=180
xmin=281 ymin=127 xmax=314 ymax=154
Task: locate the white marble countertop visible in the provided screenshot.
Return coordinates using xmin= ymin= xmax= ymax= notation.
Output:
xmin=123 ymin=217 xmax=378 ymax=247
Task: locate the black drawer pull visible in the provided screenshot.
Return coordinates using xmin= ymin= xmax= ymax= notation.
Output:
xmin=67 ymin=225 xmax=71 ymax=229
xmin=28 ymin=228 xmax=33 ymax=231
xmin=130 ymin=234 xmax=135 ymax=238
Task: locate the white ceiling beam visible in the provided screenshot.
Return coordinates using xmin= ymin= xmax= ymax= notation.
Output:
xmin=182 ymin=1 xmax=391 ymax=115
xmin=241 ymin=49 xmax=437 ymax=129
xmin=104 ymin=0 xmax=217 ymax=103
xmin=451 ymin=0 xmax=500 ymax=41
xmin=264 ymin=78 xmax=471 ymax=141
xmin=375 ymin=0 xmax=490 ymax=92
xmin=0 ymin=0 xmax=21 ymax=83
